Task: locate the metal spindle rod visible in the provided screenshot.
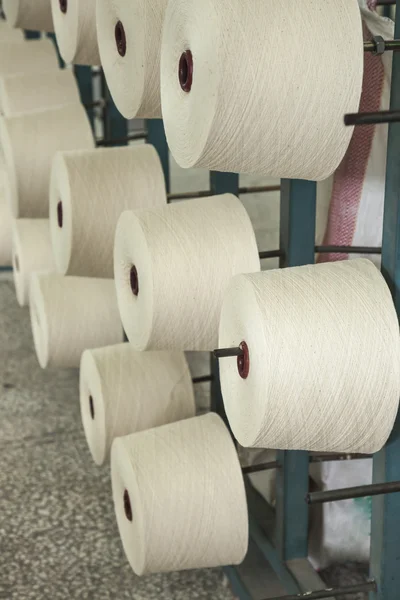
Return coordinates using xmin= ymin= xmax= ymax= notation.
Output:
xmin=315 ymin=245 xmax=382 ymax=254
xmin=214 ymin=347 xmax=244 ymax=359
xmin=167 ymin=185 xmax=280 ymax=202
xmin=364 ymin=38 xmax=400 ymax=54
xmin=242 ymin=461 xmax=279 ymax=475
xmin=192 ymin=375 xmax=214 ymax=384
xmin=345 ymin=109 xmax=400 ymax=127
xmin=265 ymin=580 xmax=376 ymax=600
xmin=306 ymin=480 xmax=400 ymax=504
xmin=310 ymin=452 xmax=372 ymax=463
xmin=259 ymin=250 xmax=283 ymax=260
xmin=96 ymin=132 xmax=147 ymax=147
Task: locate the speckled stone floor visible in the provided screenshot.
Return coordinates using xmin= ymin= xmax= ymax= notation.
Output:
xmin=0 ymin=279 xmax=236 ymax=600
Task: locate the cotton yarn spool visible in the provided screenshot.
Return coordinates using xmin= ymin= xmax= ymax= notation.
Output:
xmin=111 ymin=413 xmax=248 ymax=575
xmin=114 ymin=194 xmax=260 ymax=351
xmin=30 ymin=274 xmax=124 ymax=369
xmin=0 ymin=103 xmax=94 ymax=218
xmin=0 ymin=40 xmax=58 ymax=78
xmin=161 ymin=0 xmax=364 ymax=180
xmin=12 ymin=220 xmax=55 ymax=307
xmin=0 ymin=70 xmax=80 ymax=117
xmin=51 ymin=0 xmax=100 ymax=65
xmin=80 ymin=345 xmax=195 ymax=466
xmin=218 ymin=259 xmax=400 ymax=454
xmin=97 ymin=0 xmax=168 ymax=119
xmin=0 ymin=21 xmax=24 ymax=42
xmin=3 ymin=0 xmax=54 ymax=32
xmin=50 ymin=145 xmax=166 ymax=278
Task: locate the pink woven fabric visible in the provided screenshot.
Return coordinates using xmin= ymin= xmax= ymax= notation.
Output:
xmin=319 ymin=25 xmax=385 ymax=263
xmin=367 ymin=0 xmax=378 ymax=9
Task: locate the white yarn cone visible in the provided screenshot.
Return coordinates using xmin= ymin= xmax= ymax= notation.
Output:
xmin=3 ymin=0 xmax=54 ymax=32
xmin=0 ymin=21 xmax=24 ymax=42
xmin=51 ymin=0 xmax=100 ymax=65
xmin=80 ymin=344 xmax=195 ymax=466
xmin=50 ymin=145 xmax=166 ymax=277
xmin=97 ymin=0 xmax=168 ymax=118
xmin=219 ymin=259 xmax=400 ymax=453
xmin=0 ymin=70 xmax=80 ymax=117
xmin=161 ymin=0 xmax=363 ymax=180
xmin=0 ymin=39 xmax=58 ymax=77
xmin=30 ymin=274 xmax=124 ymax=369
xmin=114 ymin=194 xmax=260 ymax=351
xmin=0 ymin=103 xmax=94 ymax=218
xmin=0 ymin=150 xmax=12 ymax=266
xmin=111 ymin=413 xmax=248 ymax=575
xmin=12 ymin=220 xmax=55 ymax=307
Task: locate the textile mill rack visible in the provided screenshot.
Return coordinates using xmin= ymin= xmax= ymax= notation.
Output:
xmin=15 ymin=0 xmax=400 ymax=596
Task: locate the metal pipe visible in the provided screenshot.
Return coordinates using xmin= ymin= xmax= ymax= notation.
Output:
xmin=315 ymin=245 xmax=382 ymax=254
xmin=345 ymin=109 xmax=400 ymax=127
xmin=242 ymin=461 xmax=279 ymax=475
xmin=96 ymin=132 xmax=147 ymax=147
xmin=192 ymin=375 xmax=214 ymax=384
xmin=265 ymin=580 xmax=377 ymax=600
xmin=306 ymin=480 xmax=400 ymax=504
xmin=364 ymin=39 xmax=400 ymax=54
xmin=310 ymin=452 xmax=372 ymax=463
xmin=167 ymin=184 xmax=280 ymax=202
xmin=259 ymin=250 xmax=283 ymax=260
xmin=214 ymin=347 xmax=244 ymax=359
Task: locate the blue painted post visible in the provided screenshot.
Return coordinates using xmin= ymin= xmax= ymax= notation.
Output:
xmin=74 ymin=66 xmax=94 ymax=131
xmin=147 ymin=120 xmax=170 ymax=193
xmin=370 ymin=2 xmax=400 ymax=599
xmin=276 ymin=179 xmax=316 ymax=561
xmin=104 ymin=85 xmax=128 ymax=146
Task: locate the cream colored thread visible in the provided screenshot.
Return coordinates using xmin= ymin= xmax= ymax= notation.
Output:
xmin=50 ymin=145 xmax=166 ymax=277
xmin=111 ymin=413 xmax=248 ymax=575
xmin=0 ymin=40 xmax=58 ymax=77
xmin=30 ymin=274 xmax=124 ymax=369
xmin=161 ymin=0 xmax=363 ymax=179
xmin=0 ymin=103 xmax=94 ymax=218
xmin=12 ymin=220 xmax=55 ymax=307
xmin=51 ymin=0 xmax=100 ymax=65
xmin=114 ymin=194 xmax=260 ymax=351
xmin=3 ymin=0 xmax=54 ymax=32
xmin=219 ymin=259 xmax=400 ymax=454
xmin=97 ymin=0 xmax=168 ymax=118
xmin=80 ymin=344 xmax=195 ymax=465
xmin=0 ymin=70 xmax=80 ymax=117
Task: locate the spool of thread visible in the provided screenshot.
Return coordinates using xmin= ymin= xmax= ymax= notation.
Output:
xmin=3 ymin=0 xmax=54 ymax=32
xmin=97 ymin=0 xmax=168 ymax=119
xmin=0 ymin=103 xmax=94 ymax=218
xmin=0 ymin=40 xmax=58 ymax=77
xmin=218 ymin=259 xmax=400 ymax=454
xmin=0 ymin=149 xmax=12 ymax=266
xmin=30 ymin=274 xmax=124 ymax=369
xmin=12 ymin=220 xmax=55 ymax=307
xmin=161 ymin=0 xmax=363 ymax=180
xmin=0 ymin=21 xmax=24 ymax=42
xmin=0 ymin=70 xmax=80 ymax=117
xmin=80 ymin=344 xmax=195 ymax=466
xmin=114 ymin=194 xmax=260 ymax=351
xmin=111 ymin=413 xmax=248 ymax=575
xmin=50 ymin=145 xmax=166 ymax=278
xmin=50 ymin=0 xmax=100 ymax=65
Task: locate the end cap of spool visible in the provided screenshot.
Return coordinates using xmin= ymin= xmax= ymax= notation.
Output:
xmin=124 ymin=489 xmax=133 ymax=522
xmin=57 ymin=201 xmax=63 ymax=229
xmin=179 ymin=50 xmax=193 ymax=93
xmin=59 ymin=0 xmax=67 ymax=14
xmin=237 ymin=341 xmax=249 ymax=380
xmin=115 ymin=21 xmax=127 ymax=57
xmin=130 ymin=265 xmax=139 ymax=297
